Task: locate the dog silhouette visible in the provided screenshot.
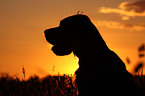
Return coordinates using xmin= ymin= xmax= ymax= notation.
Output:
xmin=44 ymin=14 xmax=144 ymax=96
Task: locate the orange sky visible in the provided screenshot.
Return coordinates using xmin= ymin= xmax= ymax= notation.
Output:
xmin=0 ymin=0 xmax=145 ymax=79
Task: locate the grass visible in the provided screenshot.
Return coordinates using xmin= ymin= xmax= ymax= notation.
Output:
xmin=1 ymin=73 xmax=145 ymax=96
xmin=0 ymin=73 xmax=78 ymax=96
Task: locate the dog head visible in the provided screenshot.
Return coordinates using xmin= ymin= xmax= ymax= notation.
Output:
xmin=44 ymin=14 xmax=106 ymax=56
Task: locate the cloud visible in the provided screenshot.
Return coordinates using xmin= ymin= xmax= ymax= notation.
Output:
xmin=94 ymin=20 xmax=145 ymax=30
xmin=123 ymin=0 xmax=145 ymax=13
xmin=100 ymin=0 xmax=145 ymax=20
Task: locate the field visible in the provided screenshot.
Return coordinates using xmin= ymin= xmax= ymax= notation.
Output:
xmin=1 ymin=73 xmax=145 ymax=96
xmin=0 ymin=74 xmax=78 ymax=96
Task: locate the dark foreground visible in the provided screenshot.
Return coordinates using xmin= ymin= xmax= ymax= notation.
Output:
xmin=0 ymin=74 xmax=145 ymax=96
xmin=0 ymin=74 xmax=78 ymax=96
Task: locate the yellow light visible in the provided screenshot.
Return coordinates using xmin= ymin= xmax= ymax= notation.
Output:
xmin=75 ymin=55 xmax=79 ymax=62
xmin=74 ymin=56 xmax=79 ymax=70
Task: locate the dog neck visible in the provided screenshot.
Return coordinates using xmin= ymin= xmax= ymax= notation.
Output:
xmin=72 ymin=39 xmax=109 ymax=67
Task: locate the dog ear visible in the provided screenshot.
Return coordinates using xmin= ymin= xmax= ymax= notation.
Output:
xmin=51 ymin=45 xmax=72 ymax=56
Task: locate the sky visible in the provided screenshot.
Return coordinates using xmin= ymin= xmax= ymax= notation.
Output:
xmin=0 ymin=0 xmax=145 ymax=79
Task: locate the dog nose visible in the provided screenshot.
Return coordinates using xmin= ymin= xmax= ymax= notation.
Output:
xmin=44 ymin=27 xmax=61 ymax=45
xmin=44 ymin=27 xmax=59 ymax=34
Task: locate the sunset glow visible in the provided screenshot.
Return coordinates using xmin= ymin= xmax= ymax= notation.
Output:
xmin=0 ymin=0 xmax=145 ymax=79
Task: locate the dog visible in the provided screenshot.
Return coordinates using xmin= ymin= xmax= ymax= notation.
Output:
xmin=44 ymin=14 xmax=144 ymax=96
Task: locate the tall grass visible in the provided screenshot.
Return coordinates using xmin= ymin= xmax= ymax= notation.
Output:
xmin=1 ymin=73 xmax=145 ymax=96
xmin=0 ymin=74 xmax=78 ymax=96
